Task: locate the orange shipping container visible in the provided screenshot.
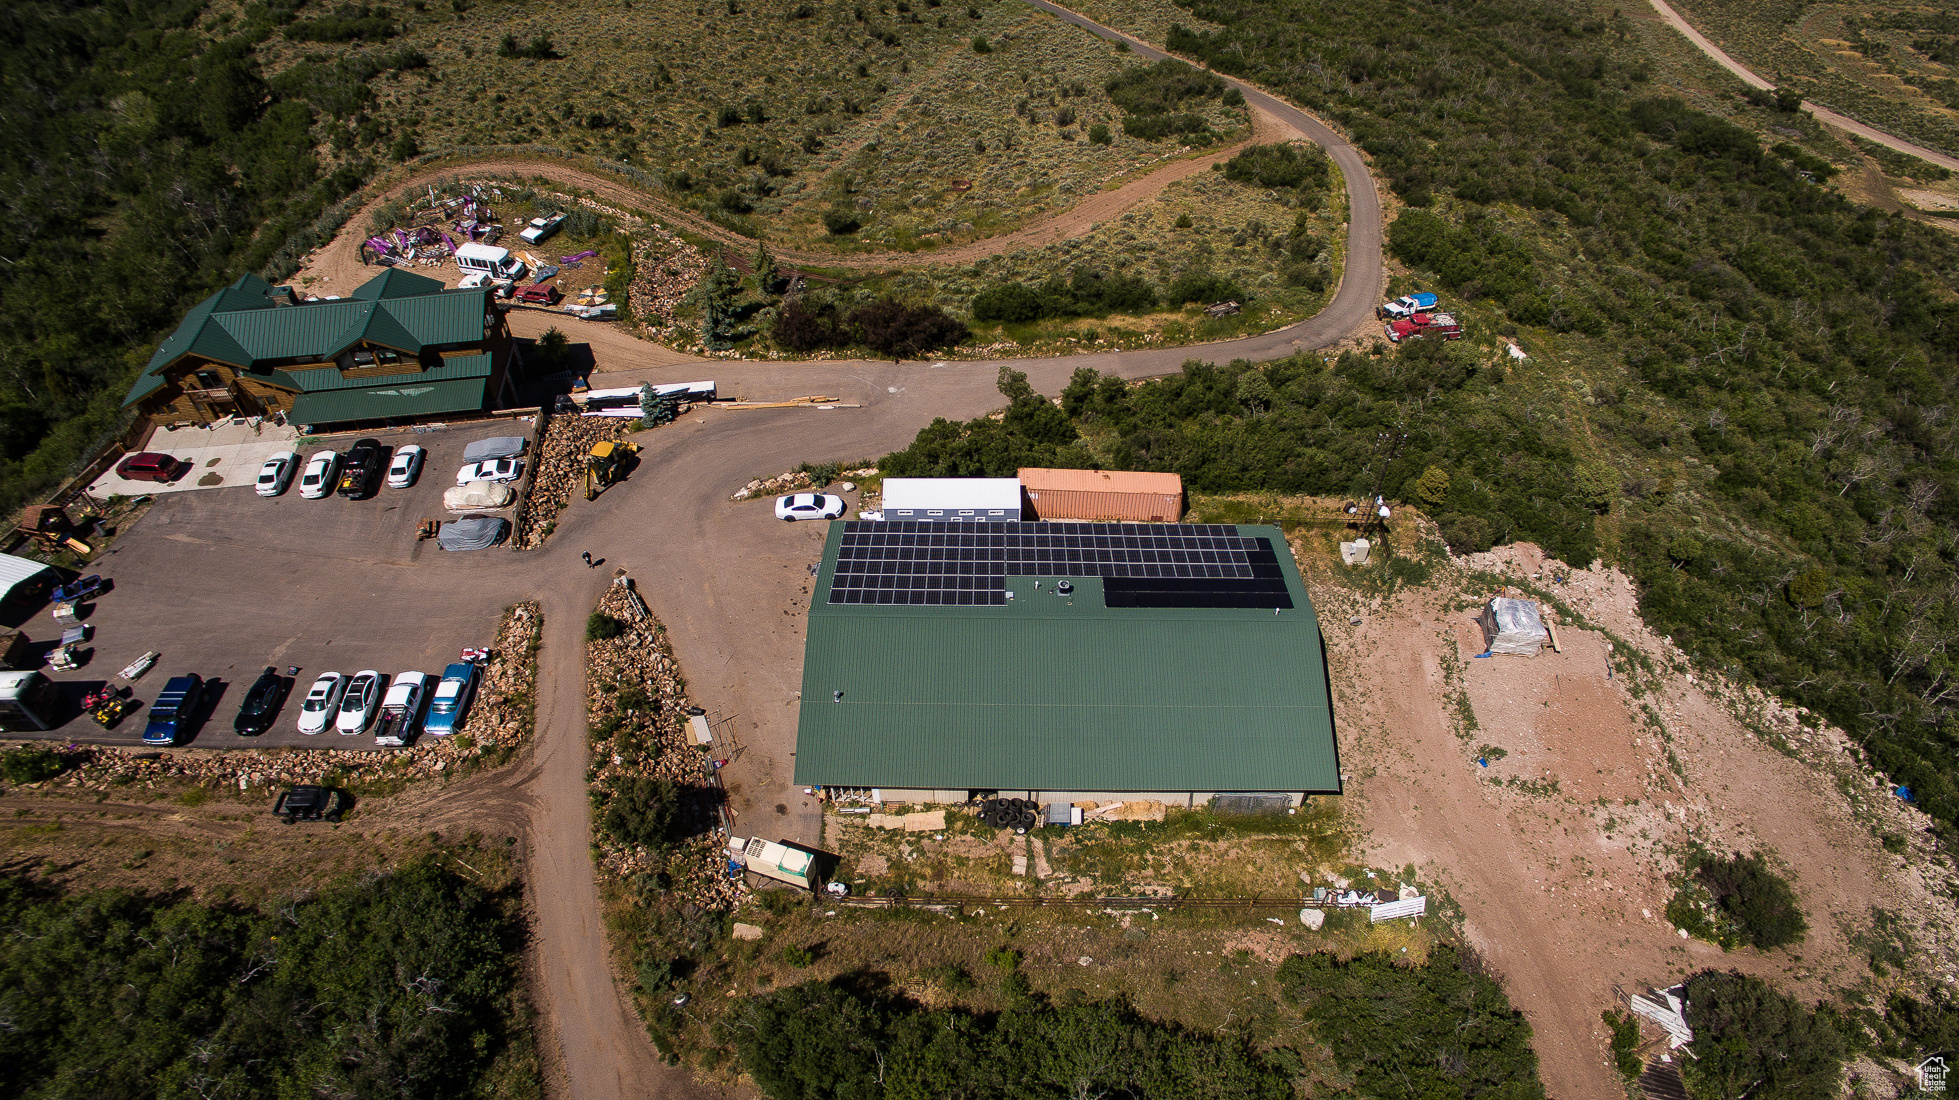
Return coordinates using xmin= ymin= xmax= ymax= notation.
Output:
xmin=1017 ymin=468 xmax=1185 ymax=523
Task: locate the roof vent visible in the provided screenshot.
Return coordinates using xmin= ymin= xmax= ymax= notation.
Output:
xmin=1056 ymin=580 xmax=1073 ymax=595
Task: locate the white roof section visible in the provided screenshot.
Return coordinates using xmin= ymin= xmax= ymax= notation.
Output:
xmin=0 ymin=554 xmax=52 ymax=599
xmin=881 ymin=478 xmax=1021 ymax=512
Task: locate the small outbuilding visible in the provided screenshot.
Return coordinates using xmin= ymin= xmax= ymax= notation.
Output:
xmin=1018 ymin=467 xmax=1184 ymax=522
xmin=880 ymin=477 xmax=1021 ymax=521
xmin=0 ymin=554 xmax=56 ymax=607
xmin=1479 ymin=597 xmax=1549 ymax=656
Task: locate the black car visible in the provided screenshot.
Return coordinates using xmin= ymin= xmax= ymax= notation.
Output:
xmin=336 ymin=438 xmax=383 ymax=499
xmin=233 ymin=666 xmax=289 ymax=736
xmin=273 ymin=785 xmax=345 ymax=823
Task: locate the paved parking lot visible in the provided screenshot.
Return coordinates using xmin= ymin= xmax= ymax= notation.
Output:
xmin=34 ymin=421 xmax=540 ymax=749
xmin=90 ymin=419 xmax=304 ymax=498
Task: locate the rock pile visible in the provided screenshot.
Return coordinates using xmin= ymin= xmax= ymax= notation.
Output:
xmin=626 ymin=230 xmax=707 ymax=345
xmin=515 ymin=416 xmax=635 ymax=548
xmin=15 ymin=604 xmax=543 ymax=793
xmin=586 ymin=581 xmax=746 ymax=913
xmin=730 ymin=469 xmax=820 ymax=502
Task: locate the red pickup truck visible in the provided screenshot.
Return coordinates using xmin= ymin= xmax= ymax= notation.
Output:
xmin=1384 ymin=312 xmax=1463 ymax=343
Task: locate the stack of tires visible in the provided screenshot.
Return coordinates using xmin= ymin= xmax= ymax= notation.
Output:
xmin=977 ymin=797 xmax=1039 ymax=833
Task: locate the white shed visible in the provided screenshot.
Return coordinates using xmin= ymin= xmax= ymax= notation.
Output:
xmin=0 ymin=554 xmax=55 ymax=606
xmin=881 ymin=477 xmax=1022 ymax=521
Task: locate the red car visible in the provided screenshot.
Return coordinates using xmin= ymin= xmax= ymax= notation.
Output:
xmin=116 ymin=452 xmax=183 ymax=482
xmin=514 ymin=284 xmax=562 ymax=306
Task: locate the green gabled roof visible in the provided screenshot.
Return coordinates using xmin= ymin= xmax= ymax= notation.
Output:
xmin=349 ymin=267 xmax=447 ymax=300
xmin=793 ymin=523 xmax=1340 ymax=795
xmin=288 ymin=376 xmax=488 ymax=427
xmin=125 ymin=274 xmax=493 ymax=409
xmin=285 ymin=353 xmax=493 ymax=393
xmin=322 ymin=301 xmax=425 ymax=358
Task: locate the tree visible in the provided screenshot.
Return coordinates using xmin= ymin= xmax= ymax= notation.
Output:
xmin=1235 ymin=369 xmax=1274 ymax=414
xmin=1415 ymin=465 xmax=1451 ymax=509
xmin=1683 ymin=970 xmax=1845 ymax=1100
xmin=846 ymin=300 xmax=968 ymax=359
xmin=754 ymin=239 xmax=780 ymax=294
xmin=1696 ymin=851 xmax=1808 ymax=949
xmin=535 ymin=327 xmax=571 ymax=371
xmin=694 ymin=254 xmax=744 ymax=348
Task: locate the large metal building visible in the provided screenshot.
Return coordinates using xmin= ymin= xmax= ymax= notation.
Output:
xmin=792 ymin=520 xmax=1340 ymax=806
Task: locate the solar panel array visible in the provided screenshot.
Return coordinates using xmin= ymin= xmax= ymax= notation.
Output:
xmin=827 ymin=521 xmax=1293 ymax=608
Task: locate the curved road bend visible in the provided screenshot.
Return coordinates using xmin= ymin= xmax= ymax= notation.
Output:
xmin=1646 ymin=0 xmax=1959 ymax=172
xmin=509 ymin=6 xmax=1385 ymax=1097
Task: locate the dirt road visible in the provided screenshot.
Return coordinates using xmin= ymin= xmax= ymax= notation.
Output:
xmin=1646 ymin=0 xmax=1959 ymax=171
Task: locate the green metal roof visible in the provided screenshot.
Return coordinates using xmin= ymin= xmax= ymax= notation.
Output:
xmin=285 ymin=352 xmax=493 ymax=393
xmin=124 ymin=271 xmax=494 ymax=409
xmin=288 ymin=376 xmax=488 ymax=427
xmin=792 ymin=524 xmax=1340 ymax=794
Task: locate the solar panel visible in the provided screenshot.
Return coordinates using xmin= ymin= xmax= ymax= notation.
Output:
xmin=827 ymin=521 xmax=1293 ymax=609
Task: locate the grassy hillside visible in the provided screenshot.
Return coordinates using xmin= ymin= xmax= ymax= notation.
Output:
xmin=883 ymin=0 xmax=1959 ymax=842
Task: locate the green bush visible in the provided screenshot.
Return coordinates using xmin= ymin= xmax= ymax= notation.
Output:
xmin=971 ymin=36 xmax=991 ymax=53
xmin=1682 ymin=970 xmax=1845 ymax=1100
xmin=779 ymin=944 xmax=815 ymax=967
xmin=586 ymin=613 xmax=625 ymax=642
xmin=1223 ymin=142 xmax=1331 ymax=191
xmin=1 ymin=747 xmax=63 ymax=784
xmin=1105 ymin=58 xmax=1225 ymax=115
xmin=1087 ymin=123 xmax=1111 ymax=145
xmin=1602 ymin=1008 xmax=1643 ymax=1080
xmin=1696 ymin=851 xmax=1808 ymax=950
xmin=1165 ymin=272 xmax=1246 ymax=306
xmin=984 ymin=945 xmax=1022 ymax=970
xmin=822 ymin=209 xmax=862 ymax=235
xmin=594 ymin=774 xmax=683 ymax=850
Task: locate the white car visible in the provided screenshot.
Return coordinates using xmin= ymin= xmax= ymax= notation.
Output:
xmin=295 ymin=672 xmax=347 ymax=735
xmin=520 ymin=213 xmax=566 ymax=244
xmin=255 ymin=451 xmax=300 ymax=497
xmin=335 ymin=670 xmax=386 ymax=734
xmin=299 ymin=451 xmax=340 ymax=499
xmin=387 ymin=444 xmax=426 ymax=489
xmin=372 ymin=671 xmax=428 ymax=747
xmin=775 ymin=493 xmax=846 ymax=521
xmin=456 ymin=458 xmax=524 ymax=485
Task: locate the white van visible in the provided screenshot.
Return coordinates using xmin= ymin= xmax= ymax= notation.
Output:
xmin=454 ymin=243 xmax=528 ymax=281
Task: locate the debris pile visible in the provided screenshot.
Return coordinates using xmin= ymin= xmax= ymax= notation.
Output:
xmin=14 ymin=605 xmax=542 ymax=792
xmin=627 ymin=229 xmax=708 ymax=344
xmin=730 ymin=469 xmax=822 ymax=502
xmin=515 ymin=416 xmax=635 ymax=548
xmin=586 ymin=581 xmax=745 ymax=912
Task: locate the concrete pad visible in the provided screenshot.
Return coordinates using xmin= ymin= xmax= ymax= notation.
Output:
xmin=91 ymin=419 xmax=302 ymax=498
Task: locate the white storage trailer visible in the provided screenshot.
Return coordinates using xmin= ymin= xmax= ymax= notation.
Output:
xmin=880 ymin=477 xmax=1022 ymax=521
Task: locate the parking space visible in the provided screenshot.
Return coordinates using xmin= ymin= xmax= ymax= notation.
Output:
xmin=31 ymin=421 xmax=541 ymax=749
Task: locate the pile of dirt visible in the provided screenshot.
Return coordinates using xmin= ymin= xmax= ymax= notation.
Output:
xmin=15 ymin=605 xmax=542 ymax=793
xmin=585 ymin=581 xmax=745 ymax=912
xmin=514 ymin=416 xmax=635 ymax=548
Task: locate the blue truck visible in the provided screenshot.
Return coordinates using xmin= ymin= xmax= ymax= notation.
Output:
xmin=422 ymin=662 xmax=480 ymax=736
xmin=143 ymin=674 xmax=206 ymax=746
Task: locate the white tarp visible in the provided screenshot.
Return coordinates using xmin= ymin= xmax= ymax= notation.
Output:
xmin=443 ymin=482 xmax=515 ymax=511
xmin=462 ymin=436 xmax=528 ymax=462
xmin=1481 ymin=597 xmax=1549 ymax=656
xmin=1370 ymin=895 xmax=1428 ymax=922
xmin=436 ymin=516 xmax=508 ymax=551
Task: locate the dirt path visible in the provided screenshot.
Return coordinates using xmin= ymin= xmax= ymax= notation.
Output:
xmin=304 ymin=103 xmax=1303 ymax=293
xmin=1326 ymin=542 xmax=1956 ymax=1099
xmin=1645 ymin=0 xmax=1959 ymax=170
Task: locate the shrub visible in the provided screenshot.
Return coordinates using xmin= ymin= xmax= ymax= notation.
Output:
xmin=586 ymin=612 xmax=625 ymax=642
xmin=1105 ymin=58 xmax=1225 ymax=115
xmin=1166 ymin=271 xmax=1246 ymax=306
xmin=717 ymin=188 xmax=753 ymax=214
xmin=1087 ymin=123 xmax=1111 ymax=145
xmin=932 ymin=963 xmax=976 ymax=991
xmin=1602 ymin=1009 xmax=1643 ymax=1080
xmin=595 ymin=774 xmax=682 ymax=849
xmin=971 ymin=35 xmax=991 ymax=53
xmin=846 ymin=299 xmax=969 ymax=358
xmin=716 ymin=104 xmax=742 ymax=128
xmin=1682 ymin=970 xmax=1845 ymax=1100
xmin=822 ymin=209 xmax=862 ymax=235
xmin=1695 ymin=851 xmax=1808 ymax=950
xmin=1 ymin=747 xmax=62 ymax=784
xmin=780 ymin=944 xmax=815 ymax=967
xmin=773 ymin=300 xmax=847 ymax=351
xmin=984 ymin=945 xmax=1022 ymax=970
xmin=497 ymin=33 xmax=559 ymax=59
xmin=1121 ymin=113 xmax=1210 ymax=142
xmin=1223 ymin=142 xmax=1331 ymax=191
xmin=971 ymin=283 xmax=1042 ymax=323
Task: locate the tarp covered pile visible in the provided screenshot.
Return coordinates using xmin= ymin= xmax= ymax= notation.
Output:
xmin=463 ymin=436 xmax=527 ymax=463
xmin=1479 ymin=597 xmax=1549 ymax=656
xmin=444 ymin=482 xmax=514 ymax=511
xmin=437 ymin=516 xmax=509 ymax=551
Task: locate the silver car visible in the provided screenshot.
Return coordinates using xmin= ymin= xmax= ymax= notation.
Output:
xmin=296 ymin=672 xmax=347 ymax=735
xmin=335 ymin=670 xmax=386 ymax=734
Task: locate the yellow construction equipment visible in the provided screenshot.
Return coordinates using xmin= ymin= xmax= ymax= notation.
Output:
xmin=585 ymin=440 xmax=639 ymax=500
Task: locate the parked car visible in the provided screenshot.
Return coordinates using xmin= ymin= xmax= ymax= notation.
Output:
xmin=335 ymin=670 xmax=385 ymax=734
xmin=372 ymin=671 xmax=428 ymax=747
xmin=456 ymin=458 xmax=524 ymax=485
xmin=273 ymin=785 xmax=345 ymax=824
xmin=299 ymin=451 xmax=340 ymax=499
xmin=514 ymin=283 xmax=562 ymax=306
xmin=255 ymin=451 xmax=300 ymax=497
xmin=337 ymin=438 xmax=383 ymax=499
xmin=296 ymin=672 xmax=347 ymax=735
xmin=116 ymin=452 xmax=182 ymax=483
xmin=386 ymin=444 xmax=426 ymax=489
xmin=775 ymin=493 xmax=847 ymax=521
xmin=422 ymin=662 xmax=480 ymax=736
xmin=519 ymin=212 xmax=566 ymax=244
xmin=232 ymin=666 xmax=289 ymax=736
xmin=142 ymin=674 xmax=207 ymax=746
